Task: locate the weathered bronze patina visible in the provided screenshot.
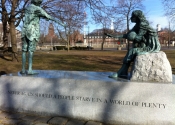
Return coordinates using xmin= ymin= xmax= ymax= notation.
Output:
xmin=21 ymin=0 xmax=65 ymax=75
xmin=106 ymin=10 xmax=161 ymax=78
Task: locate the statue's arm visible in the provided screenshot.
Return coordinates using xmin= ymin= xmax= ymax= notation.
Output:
xmin=36 ymin=7 xmax=65 ymax=27
xmin=104 ymin=33 xmax=124 ymax=38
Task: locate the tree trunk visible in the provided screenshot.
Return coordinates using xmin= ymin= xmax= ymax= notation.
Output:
xmin=101 ymin=41 xmax=104 ymax=50
xmin=9 ymin=0 xmax=19 ymax=62
xmin=9 ymin=22 xmax=18 ymax=62
xmin=1 ymin=0 xmax=9 ymax=54
xmin=101 ymin=28 xmax=106 ymax=51
xmin=2 ymin=20 xmax=9 ymax=54
xmin=101 ymin=35 xmax=105 ymax=51
xmin=67 ymin=41 xmax=70 ymax=52
xmin=67 ymin=30 xmax=70 ymax=52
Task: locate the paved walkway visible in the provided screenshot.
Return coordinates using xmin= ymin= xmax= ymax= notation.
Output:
xmin=0 ymin=111 xmax=113 ymax=125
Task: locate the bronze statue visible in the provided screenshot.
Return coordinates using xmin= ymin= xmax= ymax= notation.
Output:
xmin=106 ymin=10 xmax=161 ymax=78
xmin=21 ymin=0 xmax=65 ymax=75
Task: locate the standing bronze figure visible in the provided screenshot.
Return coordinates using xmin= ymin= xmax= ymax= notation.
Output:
xmin=106 ymin=10 xmax=161 ymax=78
xmin=21 ymin=0 xmax=65 ymax=74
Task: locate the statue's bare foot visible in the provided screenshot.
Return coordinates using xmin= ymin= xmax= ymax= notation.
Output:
xmin=109 ymin=73 xmax=118 ymax=78
xmin=27 ymin=70 xmax=38 ymax=75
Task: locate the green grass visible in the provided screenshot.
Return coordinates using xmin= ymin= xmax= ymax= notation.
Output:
xmin=0 ymin=50 xmax=175 ymax=75
xmin=163 ymin=50 xmax=175 ymax=74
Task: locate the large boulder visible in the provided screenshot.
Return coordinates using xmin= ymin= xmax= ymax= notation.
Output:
xmin=130 ymin=51 xmax=172 ymax=83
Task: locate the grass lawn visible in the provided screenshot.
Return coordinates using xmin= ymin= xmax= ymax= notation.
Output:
xmin=0 ymin=49 xmax=175 ymax=75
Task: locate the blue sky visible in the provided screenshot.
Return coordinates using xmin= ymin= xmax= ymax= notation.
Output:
xmin=87 ymin=0 xmax=169 ymax=32
xmin=143 ymin=0 xmax=168 ymax=29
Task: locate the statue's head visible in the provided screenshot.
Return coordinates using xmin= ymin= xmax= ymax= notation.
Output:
xmin=31 ymin=0 xmax=42 ymax=6
xmin=131 ymin=10 xmax=146 ymax=23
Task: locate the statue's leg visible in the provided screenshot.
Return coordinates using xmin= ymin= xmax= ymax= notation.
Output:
xmin=118 ymin=62 xmax=130 ymax=77
xmin=28 ymin=50 xmax=33 ymax=74
xmin=109 ymin=49 xmax=134 ymax=78
xmin=21 ymin=51 xmax=26 ymax=74
xmin=20 ymin=37 xmax=27 ymax=74
xmin=109 ymin=61 xmax=130 ymax=78
xmin=27 ymin=40 xmax=38 ymax=75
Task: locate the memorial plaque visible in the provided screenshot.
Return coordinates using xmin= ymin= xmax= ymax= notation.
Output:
xmin=0 ymin=70 xmax=174 ymax=125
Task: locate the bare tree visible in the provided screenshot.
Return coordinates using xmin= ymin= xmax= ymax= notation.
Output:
xmin=0 ymin=0 xmax=30 ymax=61
xmin=40 ymin=0 xmax=114 ymax=51
xmin=100 ymin=20 xmax=110 ymax=51
xmin=73 ymin=1 xmax=124 ymax=51
xmin=88 ymin=4 xmax=113 ymax=50
xmin=110 ymin=0 xmax=145 ymax=50
xmin=161 ymin=0 xmax=175 ymax=47
xmin=0 ymin=0 xmax=9 ymax=53
xmin=162 ymin=0 xmax=175 ymax=19
xmin=111 ymin=0 xmax=145 ymax=31
xmin=45 ymin=0 xmax=85 ymax=52
xmin=0 ymin=0 xmax=118 ymax=57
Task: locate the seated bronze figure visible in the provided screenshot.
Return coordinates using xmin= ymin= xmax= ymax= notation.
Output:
xmin=105 ymin=10 xmax=161 ymax=78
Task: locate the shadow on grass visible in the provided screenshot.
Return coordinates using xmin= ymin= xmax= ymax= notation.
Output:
xmin=0 ymin=56 xmax=12 ymax=61
xmin=0 ymin=52 xmax=12 ymax=61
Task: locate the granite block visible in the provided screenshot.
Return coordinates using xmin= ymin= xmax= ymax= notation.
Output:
xmin=0 ymin=70 xmax=174 ymax=125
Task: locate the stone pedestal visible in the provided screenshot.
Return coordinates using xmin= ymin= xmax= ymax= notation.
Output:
xmin=0 ymin=70 xmax=175 ymax=125
xmin=130 ymin=51 xmax=172 ymax=83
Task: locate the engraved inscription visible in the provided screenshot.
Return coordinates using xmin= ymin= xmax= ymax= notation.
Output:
xmin=7 ymin=90 xmax=167 ymax=109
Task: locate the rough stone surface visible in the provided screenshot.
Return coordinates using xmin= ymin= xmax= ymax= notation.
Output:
xmin=34 ymin=123 xmax=49 ymax=125
xmin=130 ymin=51 xmax=172 ymax=83
xmin=34 ymin=116 xmax=52 ymax=124
xmin=48 ymin=117 xmax=68 ymax=125
xmin=85 ymin=121 xmax=102 ymax=125
xmin=0 ymin=112 xmax=8 ymax=119
xmin=22 ymin=115 xmax=40 ymax=122
xmin=0 ymin=111 xmax=115 ymax=125
xmin=0 ymin=119 xmax=21 ymax=125
xmin=66 ymin=119 xmax=86 ymax=125
xmin=0 ymin=71 xmax=175 ymax=125
xmin=18 ymin=121 xmax=33 ymax=125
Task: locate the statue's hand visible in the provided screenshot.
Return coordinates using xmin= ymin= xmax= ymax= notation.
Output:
xmin=134 ymin=35 xmax=142 ymax=42
xmin=104 ymin=32 xmax=108 ymax=36
xmin=104 ymin=33 xmax=112 ymax=37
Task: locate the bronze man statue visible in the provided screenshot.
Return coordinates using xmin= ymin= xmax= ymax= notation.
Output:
xmin=21 ymin=0 xmax=65 ymax=74
xmin=105 ymin=10 xmax=161 ymax=78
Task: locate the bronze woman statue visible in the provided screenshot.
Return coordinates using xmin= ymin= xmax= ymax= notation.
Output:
xmin=106 ymin=10 xmax=161 ymax=78
xmin=21 ymin=0 xmax=65 ymax=74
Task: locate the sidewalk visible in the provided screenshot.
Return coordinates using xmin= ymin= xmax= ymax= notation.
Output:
xmin=0 ymin=111 xmax=113 ymax=125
